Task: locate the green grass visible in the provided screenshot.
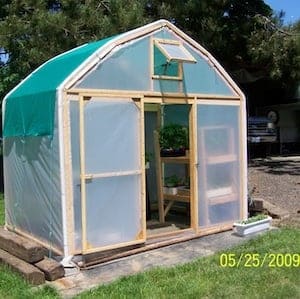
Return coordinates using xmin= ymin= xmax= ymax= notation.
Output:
xmin=0 ymin=195 xmax=299 ymax=298
xmin=0 ymin=264 xmax=60 ymax=299
xmin=76 ymin=228 xmax=300 ymax=299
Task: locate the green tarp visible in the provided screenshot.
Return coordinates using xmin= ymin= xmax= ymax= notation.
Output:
xmin=3 ymin=36 xmax=115 ymax=137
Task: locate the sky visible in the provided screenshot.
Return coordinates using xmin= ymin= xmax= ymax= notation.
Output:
xmin=265 ymin=0 xmax=300 ymax=24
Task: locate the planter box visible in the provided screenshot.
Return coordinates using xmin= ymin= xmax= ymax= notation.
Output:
xmin=233 ymin=216 xmax=272 ymax=236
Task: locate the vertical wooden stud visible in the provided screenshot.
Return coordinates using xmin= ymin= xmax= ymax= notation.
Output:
xmin=79 ymin=95 xmax=87 ymax=252
xmin=190 ymin=98 xmax=198 ymax=230
xmin=139 ymin=97 xmax=147 ymax=240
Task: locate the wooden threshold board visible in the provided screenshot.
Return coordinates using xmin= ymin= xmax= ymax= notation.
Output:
xmin=81 ymin=229 xmax=195 ymax=269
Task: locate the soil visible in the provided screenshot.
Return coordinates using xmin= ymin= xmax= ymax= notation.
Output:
xmin=248 ymin=157 xmax=300 ymax=228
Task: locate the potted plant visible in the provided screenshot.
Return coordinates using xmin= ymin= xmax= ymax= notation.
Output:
xmin=233 ymin=214 xmax=272 ymax=237
xmin=163 ymin=175 xmax=183 ymax=195
xmin=159 ymin=123 xmax=189 ymax=157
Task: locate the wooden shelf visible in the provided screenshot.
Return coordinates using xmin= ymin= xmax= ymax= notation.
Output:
xmin=161 ymin=155 xmax=189 ymax=164
xmin=206 ymin=154 xmax=237 ymax=165
xmin=163 ymin=193 xmax=190 ymax=202
xmin=154 ymin=130 xmax=191 ymax=223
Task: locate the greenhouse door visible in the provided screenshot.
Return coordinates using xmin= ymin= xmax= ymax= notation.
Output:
xmin=79 ymin=96 xmax=145 ymax=254
xmin=197 ymin=102 xmax=242 ymax=229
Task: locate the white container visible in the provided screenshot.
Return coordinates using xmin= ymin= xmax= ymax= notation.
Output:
xmin=233 ymin=216 xmax=272 ymax=236
xmin=163 ymin=187 xmax=178 ymax=195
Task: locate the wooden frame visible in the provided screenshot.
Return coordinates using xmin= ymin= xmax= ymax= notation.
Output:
xmin=6 ymin=225 xmax=63 ymax=256
xmin=69 ymin=91 xmax=245 ymax=247
xmin=190 ymin=97 xmax=198 ymax=230
xmin=77 ymin=95 xmax=146 ymax=254
xmin=60 ymin=20 xmax=246 ymax=254
xmin=67 ymin=88 xmax=240 ymax=101
xmin=60 ymin=88 xmax=246 ymax=255
xmin=151 ymin=101 xmax=196 ymax=233
xmin=196 ymin=99 xmax=244 ymax=230
xmin=151 ymin=38 xmax=196 ymax=81
xmin=2 ymin=20 xmax=248 ymax=260
xmin=153 ymin=38 xmax=197 ymax=64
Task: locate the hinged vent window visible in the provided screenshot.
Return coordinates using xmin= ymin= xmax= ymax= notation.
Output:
xmin=154 ymin=39 xmax=196 ymax=63
xmin=153 ymin=39 xmax=196 ymax=80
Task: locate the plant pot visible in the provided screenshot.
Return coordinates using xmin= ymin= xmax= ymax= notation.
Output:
xmin=233 ymin=216 xmax=272 ymax=236
xmin=163 ymin=187 xmax=178 ymax=195
xmin=160 ymin=148 xmax=186 ymax=157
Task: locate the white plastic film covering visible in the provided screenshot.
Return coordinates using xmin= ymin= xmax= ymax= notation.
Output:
xmin=70 ymin=100 xmax=81 ymax=251
xmin=197 ymin=104 xmax=240 ymax=227
xmin=75 ymin=37 xmax=150 ymax=91
xmin=3 ymin=105 xmax=63 ymax=251
xmin=85 ymin=175 xmax=141 ymax=248
xmin=75 ymin=27 xmax=235 ymax=96
xmin=84 ymin=99 xmax=140 ymax=173
xmin=71 ymin=98 xmax=142 ymax=251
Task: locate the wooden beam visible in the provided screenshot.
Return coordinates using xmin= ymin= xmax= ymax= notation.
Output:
xmin=5 ymin=225 xmax=63 ymax=256
xmin=35 ymin=257 xmax=65 ymax=281
xmin=140 ymin=96 xmax=146 ymax=241
xmin=79 ymin=95 xmax=87 ymax=253
xmin=190 ymin=98 xmax=198 ymax=230
xmin=66 ymin=89 xmax=240 ymax=101
xmin=84 ymin=170 xmax=141 ymax=179
xmin=154 ymin=131 xmax=165 ymax=223
xmin=0 ymin=249 xmax=45 ymax=285
xmin=0 ymin=228 xmax=46 ymax=263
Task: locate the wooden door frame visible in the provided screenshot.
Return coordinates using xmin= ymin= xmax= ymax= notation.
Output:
xmin=144 ymin=97 xmax=198 ymax=238
xmin=78 ymin=95 xmax=146 ymax=254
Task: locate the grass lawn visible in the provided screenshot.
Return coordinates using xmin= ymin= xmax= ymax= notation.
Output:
xmin=76 ymin=228 xmax=300 ymax=299
xmin=0 ymin=196 xmax=299 ymax=298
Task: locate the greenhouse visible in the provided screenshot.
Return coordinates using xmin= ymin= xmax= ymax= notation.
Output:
xmin=2 ymin=19 xmax=247 ymax=264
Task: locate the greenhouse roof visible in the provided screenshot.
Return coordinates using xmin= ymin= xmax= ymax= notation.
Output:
xmin=3 ymin=19 xmax=241 ymax=138
xmin=3 ymin=35 xmax=117 ymax=137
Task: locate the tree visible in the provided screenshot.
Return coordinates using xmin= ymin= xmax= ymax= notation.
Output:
xmin=247 ymin=15 xmax=300 ymax=87
xmin=1 ymin=0 xmax=299 ymax=104
xmin=0 ymin=0 xmax=148 ymax=100
xmin=147 ymin=0 xmax=300 ymax=96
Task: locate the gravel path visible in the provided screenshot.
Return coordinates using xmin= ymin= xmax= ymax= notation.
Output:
xmin=248 ymin=157 xmax=300 ymax=216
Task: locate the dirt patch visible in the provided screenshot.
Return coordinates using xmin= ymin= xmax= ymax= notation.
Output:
xmin=248 ymin=157 xmax=300 ymax=227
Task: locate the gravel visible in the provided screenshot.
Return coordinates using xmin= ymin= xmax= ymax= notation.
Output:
xmin=248 ymin=157 xmax=300 ymax=216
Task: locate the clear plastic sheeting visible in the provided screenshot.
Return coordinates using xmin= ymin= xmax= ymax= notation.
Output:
xmin=69 ymin=100 xmax=82 ymax=251
xmin=197 ymin=104 xmax=240 ymax=227
xmin=75 ymin=37 xmax=150 ymax=91
xmin=181 ymin=45 xmax=235 ymax=96
xmin=71 ymin=97 xmax=142 ymax=251
xmin=85 ymin=175 xmax=141 ymax=248
xmin=3 ymin=107 xmax=63 ymax=251
xmin=84 ymin=98 xmax=140 ymax=174
xmin=75 ymin=27 xmax=236 ymax=97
